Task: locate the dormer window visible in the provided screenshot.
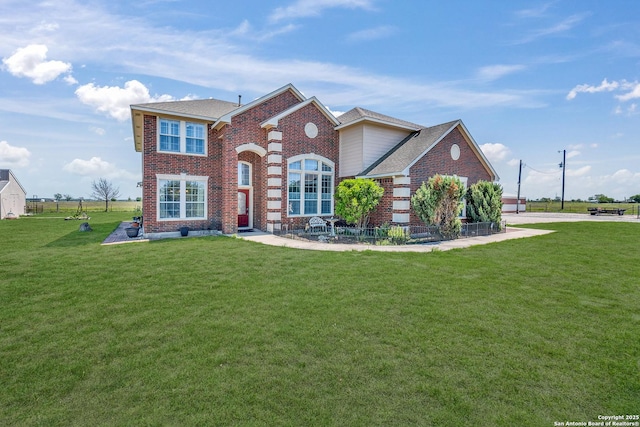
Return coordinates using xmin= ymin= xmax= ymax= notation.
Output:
xmin=158 ymin=118 xmax=206 ymax=155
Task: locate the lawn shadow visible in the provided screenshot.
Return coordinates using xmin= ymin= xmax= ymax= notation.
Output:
xmin=45 ymin=221 xmax=122 ymax=248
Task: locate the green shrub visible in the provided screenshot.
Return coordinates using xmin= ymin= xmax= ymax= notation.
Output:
xmin=388 ymin=225 xmax=409 ymax=245
xmin=466 ymin=181 xmax=503 ymax=229
xmin=411 ymin=175 xmax=465 ymax=240
xmin=335 ymin=178 xmax=384 ymax=229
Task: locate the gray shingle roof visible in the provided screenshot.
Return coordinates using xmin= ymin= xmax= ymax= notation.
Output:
xmin=131 ymin=98 xmax=241 ymax=120
xmin=360 ymin=120 xmax=460 ymax=177
xmin=337 ymin=107 xmax=423 ymax=130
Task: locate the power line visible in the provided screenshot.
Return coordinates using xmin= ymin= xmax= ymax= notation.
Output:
xmin=523 ymin=163 xmax=561 ymax=175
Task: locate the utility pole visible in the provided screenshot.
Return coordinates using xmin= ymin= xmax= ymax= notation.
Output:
xmin=559 ymin=149 xmax=566 ymax=210
xmin=516 ymin=160 xmax=522 ymax=214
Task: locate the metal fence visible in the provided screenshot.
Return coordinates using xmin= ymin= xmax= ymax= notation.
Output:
xmin=274 ymin=221 xmax=507 ymax=246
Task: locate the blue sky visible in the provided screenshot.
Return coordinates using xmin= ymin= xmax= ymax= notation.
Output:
xmin=1 ymin=0 xmax=639 ymax=201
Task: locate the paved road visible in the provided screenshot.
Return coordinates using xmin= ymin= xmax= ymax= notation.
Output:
xmin=503 ymin=212 xmax=640 ymax=224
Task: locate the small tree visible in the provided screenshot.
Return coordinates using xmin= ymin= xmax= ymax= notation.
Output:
xmin=411 ymin=175 xmax=465 ymax=240
xmin=334 ymin=178 xmax=384 ymax=229
xmin=64 ymin=194 xmax=73 ymax=201
xmin=630 ymin=194 xmax=640 ymax=203
xmin=595 ymin=194 xmax=614 ymax=203
xmin=91 ymin=178 xmax=120 ymax=212
xmin=466 ymin=181 xmax=503 ymax=228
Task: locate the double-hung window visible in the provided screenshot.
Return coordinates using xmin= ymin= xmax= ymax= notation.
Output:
xmin=288 ymin=155 xmax=334 ymax=216
xmin=157 ymin=174 xmax=208 ymax=220
xmin=158 ymin=118 xmax=206 ymax=155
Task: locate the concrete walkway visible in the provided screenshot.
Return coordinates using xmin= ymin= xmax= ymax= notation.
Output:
xmin=237 ymin=226 xmax=553 ymax=252
xmin=103 ymin=211 xmax=638 ymax=250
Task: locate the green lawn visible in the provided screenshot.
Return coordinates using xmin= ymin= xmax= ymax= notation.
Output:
xmin=1 ymin=213 xmax=639 ymax=426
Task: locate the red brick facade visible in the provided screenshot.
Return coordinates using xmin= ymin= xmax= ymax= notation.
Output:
xmin=407 ymin=127 xmax=493 ymax=226
xmin=137 ymin=86 xmax=496 ymax=235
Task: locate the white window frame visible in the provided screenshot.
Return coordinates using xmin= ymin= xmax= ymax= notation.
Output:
xmin=157 ymin=173 xmax=208 ymax=221
xmin=287 ymin=154 xmax=334 ymax=217
xmin=238 ymin=161 xmax=251 ymax=188
xmin=157 ymin=117 xmax=207 ymax=156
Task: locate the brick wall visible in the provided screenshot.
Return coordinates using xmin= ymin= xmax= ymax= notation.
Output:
xmin=277 ymin=102 xmax=340 ymax=229
xmin=218 ymin=89 xmax=302 ymax=233
xmin=368 ymin=178 xmax=394 ymax=226
xmin=407 ymin=126 xmax=492 ymax=226
xmin=141 ymin=114 xmax=223 ymax=234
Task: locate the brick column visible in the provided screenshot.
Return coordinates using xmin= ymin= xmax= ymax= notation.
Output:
xmin=221 ymin=134 xmax=237 ymax=234
xmin=392 ymin=176 xmax=411 ymax=224
xmin=266 ymin=130 xmax=283 ymax=232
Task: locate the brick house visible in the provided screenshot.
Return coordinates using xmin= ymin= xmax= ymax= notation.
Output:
xmin=131 ymin=84 xmax=498 ymax=237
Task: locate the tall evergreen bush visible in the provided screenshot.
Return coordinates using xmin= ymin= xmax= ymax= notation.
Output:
xmin=466 ymin=181 xmax=503 ymax=228
xmin=411 ymin=175 xmax=465 ymax=240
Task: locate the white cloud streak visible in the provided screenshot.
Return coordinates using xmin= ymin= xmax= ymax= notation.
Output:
xmin=515 ymin=13 xmax=589 ymax=44
xmin=476 ymin=65 xmax=526 ymax=82
xmin=269 ymin=0 xmax=376 ymax=22
xmin=566 ymin=78 xmax=619 ymax=100
xmin=347 ymin=26 xmax=395 ymax=43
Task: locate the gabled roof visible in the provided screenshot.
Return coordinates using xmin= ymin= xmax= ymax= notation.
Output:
xmin=0 ymin=169 xmax=27 ymax=195
xmin=131 ymin=98 xmax=241 ymax=121
xmin=212 ymin=83 xmax=306 ymax=130
xmin=130 ymin=98 xmax=241 ymax=152
xmin=336 ymin=107 xmax=423 ymax=131
xmin=261 ymin=96 xmax=340 ymax=129
xmin=358 ymin=120 xmax=499 ymax=181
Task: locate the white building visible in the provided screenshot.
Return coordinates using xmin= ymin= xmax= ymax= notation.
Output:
xmin=0 ymin=170 xmax=27 ymax=219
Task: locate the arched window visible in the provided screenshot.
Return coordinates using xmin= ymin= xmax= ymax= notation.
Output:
xmin=288 ymin=155 xmax=334 ymax=216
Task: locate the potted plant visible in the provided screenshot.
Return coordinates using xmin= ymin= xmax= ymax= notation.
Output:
xmin=125 ymin=227 xmax=139 ymax=238
xmin=179 ymin=226 xmax=189 ymax=237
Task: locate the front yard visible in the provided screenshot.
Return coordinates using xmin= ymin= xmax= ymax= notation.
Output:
xmin=0 ymin=213 xmax=638 ymax=425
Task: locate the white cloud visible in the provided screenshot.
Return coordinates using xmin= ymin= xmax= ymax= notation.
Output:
xmin=63 ymin=74 xmax=78 ymax=85
xmin=2 ymin=44 xmax=73 ymax=84
xmin=0 ymin=1 xmax=540 ymax=112
xmin=0 ymin=140 xmax=31 ymax=167
xmin=566 ymin=150 xmax=580 ymax=159
xmin=567 ymin=165 xmax=591 ymax=176
xmin=347 ymin=26 xmax=396 ymax=43
xmin=616 ymin=81 xmax=640 ymax=101
xmin=75 ymin=80 xmax=174 ymax=121
xmin=480 ymin=143 xmax=511 ymax=163
xmin=63 ymin=156 xmax=138 ymax=180
xmin=507 ymin=158 xmax=520 ymax=167
xmin=63 ymin=157 xmax=114 ymax=175
xmin=90 ymin=127 xmax=106 ymax=136
xmin=476 ymin=64 xmax=526 ymax=81
xmin=270 ymin=0 xmax=376 ymax=22
xmin=566 ymin=78 xmax=619 ymax=100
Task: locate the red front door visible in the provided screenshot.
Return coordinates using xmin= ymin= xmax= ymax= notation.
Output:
xmin=237 ymin=189 xmax=249 ymax=228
